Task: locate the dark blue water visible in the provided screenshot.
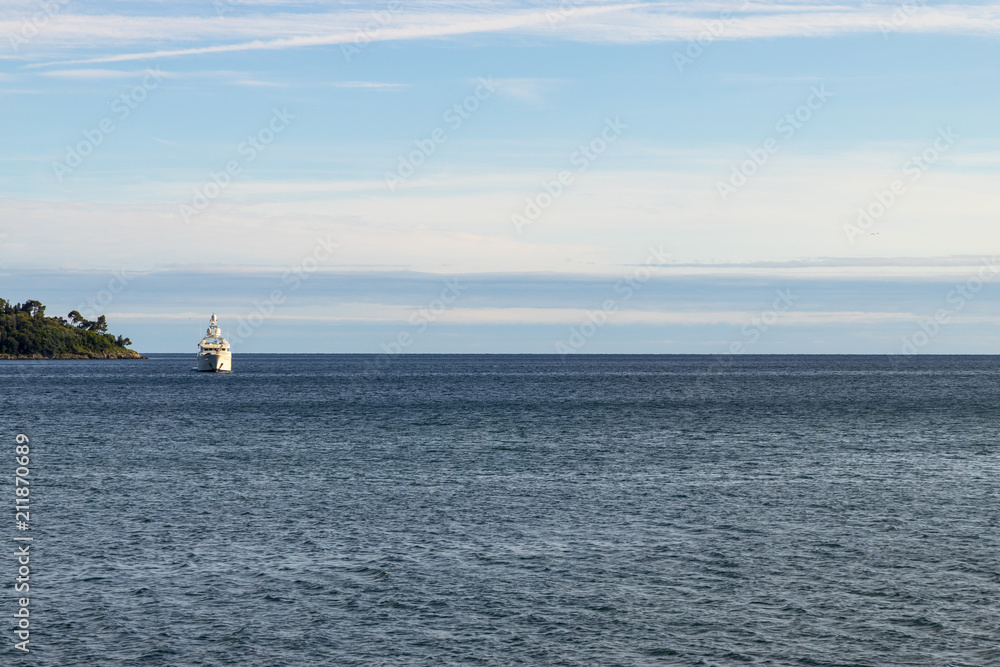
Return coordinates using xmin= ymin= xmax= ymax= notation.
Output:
xmin=2 ymin=355 xmax=999 ymax=665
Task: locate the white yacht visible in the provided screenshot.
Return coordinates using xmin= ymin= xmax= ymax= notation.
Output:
xmin=197 ymin=314 xmax=232 ymax=372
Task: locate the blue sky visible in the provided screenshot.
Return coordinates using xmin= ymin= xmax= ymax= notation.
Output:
xmin=1 ymin=1 xmax=999 ymax=353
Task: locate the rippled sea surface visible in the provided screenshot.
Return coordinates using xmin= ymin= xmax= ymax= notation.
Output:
xmin=2 ymin=354 xmax=999 ymax=665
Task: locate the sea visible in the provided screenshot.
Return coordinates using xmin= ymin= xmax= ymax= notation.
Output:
xmin=1 ymin=354 xmax=998 ymax=666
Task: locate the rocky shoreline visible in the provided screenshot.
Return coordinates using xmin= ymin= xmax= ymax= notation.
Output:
xmin=0 ymin=350 xmax=146 ymax=360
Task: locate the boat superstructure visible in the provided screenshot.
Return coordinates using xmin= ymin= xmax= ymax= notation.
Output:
xmin=197 ymin=313 xmax=232 ymax=372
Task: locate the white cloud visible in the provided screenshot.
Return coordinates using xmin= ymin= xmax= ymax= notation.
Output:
xmin=19 ymin=3 xmax=1000 ymax=68
xmin=98 ymin=306 xmax=1000 ymax=327
xmin=2 ymin=143 xmax=998 ymax=274
xmin=492 ymin=77 xmax=562 ymax=103
xmin=38 ymin=68 xmax=171 ymax=79
xmin=24 ymin=5 xmax=636 ymax=66
xmin=32 ymin=66 xmax=402 ymax=90
xmin=324 ymin=81 xmax=410 ymax=90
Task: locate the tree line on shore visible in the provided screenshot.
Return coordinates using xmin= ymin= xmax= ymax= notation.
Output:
xmin=0 ymin=299 xmax=139 ymax=358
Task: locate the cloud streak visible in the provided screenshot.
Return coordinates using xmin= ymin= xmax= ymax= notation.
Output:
xmin=98 ymin=307 xmax=931 ymax=326
xmin=21 ymin=3 xmax=1000 ymax=67
xmin=27 ymin=5 xmax=638 ymax=67
xmin=37 ymin=68 xmax=172 ymax=79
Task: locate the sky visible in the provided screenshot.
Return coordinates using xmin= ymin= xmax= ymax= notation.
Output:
xmin=1 ymin=0 xmax=999 ymax=353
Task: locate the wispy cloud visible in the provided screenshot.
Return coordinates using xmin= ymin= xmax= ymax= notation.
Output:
xmin=37 ymin=68 xmax=172 ymax=79
xmin=31 ymin=67 xmax=403 ymax=90
xmin=27 ymin=5 xmax=638 ymax=67
xmin=230 ymin=78 xmax=290 ymax=87
xmin=720 ymin=73 xmax=826 ymax=85
xmin=16 ymin=3 xmax=1000 ymax=69
xmin=325 ymin=81 xmax=410 ymax=90
xmin=98 ymin=307 xmax=930 ymax=326
xmin=493 ymin=77 xmax=562 ymax=103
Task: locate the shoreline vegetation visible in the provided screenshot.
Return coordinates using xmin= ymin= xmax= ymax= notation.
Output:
xmin=0 ymin=299 xmax=144 ymax=360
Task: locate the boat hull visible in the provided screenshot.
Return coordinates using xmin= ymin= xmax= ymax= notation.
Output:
xmin=197 ymin=351 xmax=232 ymax=372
